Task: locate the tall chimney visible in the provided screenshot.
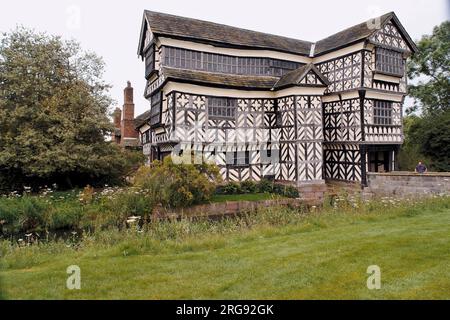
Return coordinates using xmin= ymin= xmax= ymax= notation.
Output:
xmin=121 ymin=81 xmax=138 ymax=143
xmin=113 ymin=107 xmax=122 ymax=128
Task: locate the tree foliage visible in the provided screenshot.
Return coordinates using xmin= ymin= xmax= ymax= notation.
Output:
xmin=399 ymin=21 xmax=450 ymax=172
xmin=0 ymin=27 xmax=139 ymax=191
xmin=407 ymin=21 xmax=449 ymax=115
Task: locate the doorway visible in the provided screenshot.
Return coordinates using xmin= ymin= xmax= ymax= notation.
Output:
xmin=368 ymin=150 xmax=390 ymax=173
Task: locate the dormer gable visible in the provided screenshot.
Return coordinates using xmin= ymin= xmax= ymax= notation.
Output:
xmin=369 ymin=14 xmax=418 ymax=53
xmin=273 ymin=64 xmax=330 ymax=90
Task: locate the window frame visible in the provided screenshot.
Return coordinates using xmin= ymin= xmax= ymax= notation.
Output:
xmin=207 ymin=97 xmax=237 ymax=120
xmin=149 ymin=91 xmax=163 ymax=127
xmin=161 ymin=46 xmax=301 ymax=76
xmin=373 ymin=100 xmax=393 ymax=126
xmin=145 ymin=44 xmax=156 ymax=78
xmin=232 ymin=150 xmax=250 ymax=167
xmin=375 ymin=47 xmax=405 ymax=77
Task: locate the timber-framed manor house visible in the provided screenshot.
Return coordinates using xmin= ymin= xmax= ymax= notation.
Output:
xmin=135 ymin=11 xmax=417 ymax=187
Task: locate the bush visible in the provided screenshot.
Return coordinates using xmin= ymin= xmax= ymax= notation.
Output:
xmin=46 ymin=202 xmax=83 ymax=230
xmin=241 ymin=180 xmax=258 ymax=193
xmin=218 ymin=182 xmax=242 ymax=195
xmin=133 ymin=157 xmax=222 ymax=208
xmin=257 ymin=179 xmax=274 ymax=193
xmin=0 ymin=196 xmax=50 ymax=234
xmin=215 ymin=179 xmax=299 ymax=198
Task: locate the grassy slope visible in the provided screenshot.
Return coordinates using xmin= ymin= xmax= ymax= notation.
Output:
xmin=1 ymin=201 xmax=449 ymax=299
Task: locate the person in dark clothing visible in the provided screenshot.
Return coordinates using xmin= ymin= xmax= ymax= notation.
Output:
xmin=415 ymin=161 xmax=428 ymax=173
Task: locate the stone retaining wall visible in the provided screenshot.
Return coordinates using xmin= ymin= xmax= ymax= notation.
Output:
xmin=364 ymin=172 xmax=450 ymax=198
xmin=152 ymin=198 xmax=307 ymax=220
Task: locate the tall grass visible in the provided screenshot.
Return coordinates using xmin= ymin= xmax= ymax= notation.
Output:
xmin=0 ymin=187 xmax=155 ymax=237
xmin=1 ymin=195 xmax=448 ymax=268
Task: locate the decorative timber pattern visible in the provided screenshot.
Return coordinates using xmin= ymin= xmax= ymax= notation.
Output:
xmin=370 ymin=21 xmax=410 ymax=52
xmin=323 ymin=98 xmax=362 ymax=143
xmin=168 ymin=92 xmax=323 ymax=183
xmin=363 ymin=99 xmax=403 ymax=143
xmin=137 ymin=11 xmax=417 ymax=186
xmin=362 ymin=49 xmax=407 ymax=93
xmin=296 ymin=96 xmax=323 ymax=181
xmin=300 ymin=71 xmax=324 ymax=86
xmin=316 ymin=52 xmax=362 ymax=94
xmin=324 ymin=144 xmax=362 ymax=182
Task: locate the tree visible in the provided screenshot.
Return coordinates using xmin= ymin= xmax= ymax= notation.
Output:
xmin=399 ymin=21 xmax=450 ymax=172
xmin=0 ymin=27 xmax=137 ymax=191
xmin=407 ymin=111 xmax=450 ymax=171
xmin=407 ymin=21 xmax=449 ymax=115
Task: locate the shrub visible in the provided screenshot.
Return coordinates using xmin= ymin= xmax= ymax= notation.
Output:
xmin=219 ymin=182 xmax=242 ymax=195
xmin=133 ymin=157 xmax=222 ymax=208
xmin=257 ymin=179 xmax=274 ymax=193
xmin=241 ymin=180 xmax=258 ymax=193
xmin=0 ymin=196 xmax=49 ymax=234
xmin=214 ymin=179 xmax=299 ymax=199
xmin=46 ymin=202 xmax=83 ymax=230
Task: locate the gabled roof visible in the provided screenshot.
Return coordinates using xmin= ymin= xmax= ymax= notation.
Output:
xmin=138 ymin=10 xmax=313 ymax=56
xmin=314 ymin=12 xmax=418 ymax=55
xmin=273 ymin=64 xmax=330 ymax=90
xmin=134 ymin=110 xmax=151 ymax=129
xmin=138 ymin=11 xmax=417 ymax=58
xmin=161 ymin=67 xmax=279 ymax=90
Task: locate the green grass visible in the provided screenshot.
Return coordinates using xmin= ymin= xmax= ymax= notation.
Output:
xmin=209 ymin=193 xmax=283 ymax=203
xmin=1 ymin=197 xmax=449 ymax=300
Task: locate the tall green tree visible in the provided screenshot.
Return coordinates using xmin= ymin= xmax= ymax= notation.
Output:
xmin=399 ymin=21 xmax=450 ymax=172
xmin=0 ymin=27 xmax=135 ymax=191
xmin=407 ymin=21 xmax=449 ymax=115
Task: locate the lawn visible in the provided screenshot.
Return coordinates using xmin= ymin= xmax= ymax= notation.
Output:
xmin=209 ymin=193 xmax=284 ymax=203
xmin=1 ymin=197 xmax=449 ymax=299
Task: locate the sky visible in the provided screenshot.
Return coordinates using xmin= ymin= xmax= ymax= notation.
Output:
xmin=1 ymin=0 xmax=449 ymax=116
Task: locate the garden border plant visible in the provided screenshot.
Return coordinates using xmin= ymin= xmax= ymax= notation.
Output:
xmin=215 ymin=179 xmax=299 ymax=199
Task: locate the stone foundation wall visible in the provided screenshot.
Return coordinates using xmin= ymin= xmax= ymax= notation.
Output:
xmin=297 ymin=182 xmax=327 ymax=204
xmin=364 ymin=172 xmax=450 ymax=198
xmin=152 ymin=198 xmax=308 ymax=220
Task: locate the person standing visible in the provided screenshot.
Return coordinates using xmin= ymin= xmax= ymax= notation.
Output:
xmin=415 ymin=161 xmax=428 ymax=173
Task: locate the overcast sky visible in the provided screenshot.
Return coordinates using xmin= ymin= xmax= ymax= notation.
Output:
xmin=1 ymin=0 xmax=449 ymax=116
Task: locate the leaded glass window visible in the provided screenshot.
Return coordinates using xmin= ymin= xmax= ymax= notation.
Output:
xmin=373 ymin=100 xmax=393 ymax=125
xmin=207 ymin=97 xmax=236 ymax=119
xmin=162 ymin=46 xmax=300 ymax=76
xmin=150 ymin=91 xmax=162 ymax=127
xmin=233 ymin=151 xmax=250 ymax=166
xmin=145 ymin=45 xmax=155 ymax=78
xmin=375 ymin=48 xmax=404 ymax=76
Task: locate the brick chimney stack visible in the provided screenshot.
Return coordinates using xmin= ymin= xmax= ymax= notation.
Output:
xmin=113 ymin=107 xmax=122 ymax=129
xmin=121 ymin=81 xmax=139 ymax=143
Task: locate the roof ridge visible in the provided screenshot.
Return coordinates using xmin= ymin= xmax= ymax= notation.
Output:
xmin=145 ymin=10 xmax=314 ymax=45
xmin=316 ymin=11 xmax=394 ymax=43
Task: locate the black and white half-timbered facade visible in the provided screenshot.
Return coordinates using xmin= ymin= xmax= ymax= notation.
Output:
xmin=135 ymin=11 xmax=417 ymax=187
